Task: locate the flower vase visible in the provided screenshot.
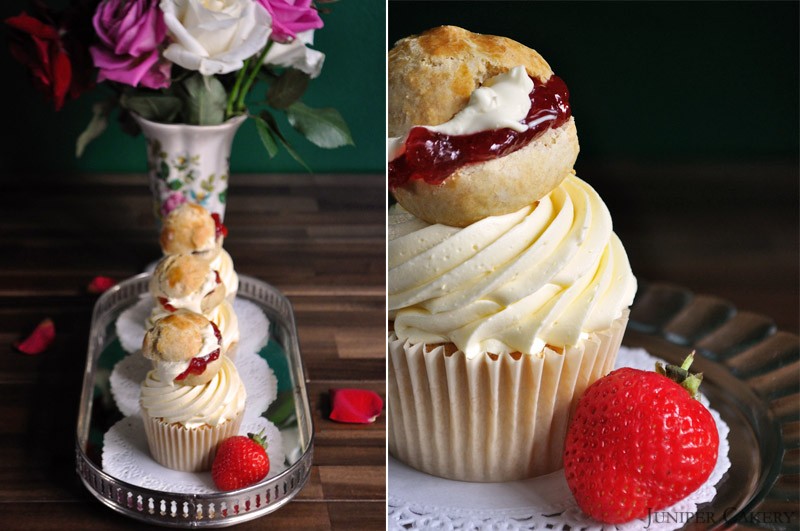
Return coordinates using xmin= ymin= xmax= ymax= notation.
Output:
xmin=133 ymin=114 xmax=247 ymax=221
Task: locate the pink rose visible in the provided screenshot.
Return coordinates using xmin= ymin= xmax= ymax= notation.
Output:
xmin=256 ymin=0 xmax=323 ymax=43
xmin=89 ymin=0 xmax=171 ymax=89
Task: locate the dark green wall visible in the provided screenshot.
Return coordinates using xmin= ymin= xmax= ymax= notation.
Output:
xmin=389 ymin=0 xmax=799 ymax=161
xmin=0 ymin=1 xmax=385 ymax=174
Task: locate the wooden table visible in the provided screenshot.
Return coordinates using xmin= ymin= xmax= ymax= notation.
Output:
xmin=0 ymin=173 xmax=386 ymax=530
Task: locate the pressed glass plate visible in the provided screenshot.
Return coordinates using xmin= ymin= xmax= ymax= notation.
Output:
xmin=75 ymin=274 xmax=314 ymax=528
xmin=624 ymin=281 xmax=798 ymax=530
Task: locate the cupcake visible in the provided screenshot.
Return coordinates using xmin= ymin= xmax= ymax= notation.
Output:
xmin=149 ymin=253 xmax=239 ymax=356
xmin=387 ymin=26 xmax=637 ymax=482
xmin=140 ymin=311 xmax=246 ymax=471
xmin=160 ymin=202 xmax=239 ymax=299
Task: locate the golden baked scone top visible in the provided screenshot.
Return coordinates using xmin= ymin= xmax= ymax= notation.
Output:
xmin=160 ymin=203 xmax=217 ymax=256
xmin=142 ymin=310 xmax=215 ymax=363
xmin=389 ymin=26 xmax=553 ymax=136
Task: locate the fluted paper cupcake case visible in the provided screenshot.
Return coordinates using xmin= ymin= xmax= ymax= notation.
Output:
xmin=388 ymin=310 xmax=629 ymax=482
xmin=141 ymin=410 xmax=244 ymax=472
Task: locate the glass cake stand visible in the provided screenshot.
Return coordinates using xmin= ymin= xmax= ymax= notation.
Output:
xmin=75 ymin=274 xmax=314 ymax=527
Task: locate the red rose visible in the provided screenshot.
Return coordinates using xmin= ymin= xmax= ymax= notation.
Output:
xmin=6 ymin=11 xmax=73 ymax=110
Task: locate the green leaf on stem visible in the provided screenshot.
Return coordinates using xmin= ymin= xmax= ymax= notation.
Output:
xmin=181 ymin=74 xmax=226 ymax=125
xmin=76 ymin=98 xmax=115 ymax=157
xmin=286 ymin=102 xmax=354 ymax=149
xmin=267 ymin=69 xmax=310 ymax=109
xmin=119 ymin=93 xmax=182 ymax=123
xmin=254 ymin=115 xmax=279 ymax=158
xmin=258 ymin=110 xmax=311 ymax=171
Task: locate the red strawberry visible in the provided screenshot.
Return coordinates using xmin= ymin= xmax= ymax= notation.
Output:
xmin=563 ymin=352 xmax=719 ymax=524
xmin=212 ymin=431 xmax=270 ymax=491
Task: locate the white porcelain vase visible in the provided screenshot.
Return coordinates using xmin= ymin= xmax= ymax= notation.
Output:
xmin=134 ymin=114 xmax=247 ymax=221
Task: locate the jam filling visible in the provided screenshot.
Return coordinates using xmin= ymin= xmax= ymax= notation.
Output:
xmin=158 ymin=297 xmax=177 ymax=312
xmin=388 ymin=75 xmax=571 ymax=190
xmin=175 ymin=322 xmax=224 ymax=382
xmin=211 ymin=213 xmax=229 ymax=239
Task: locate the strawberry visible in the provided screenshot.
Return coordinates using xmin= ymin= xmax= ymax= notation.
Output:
xmin=212 ymin=431 xmax=270 ymax=491
xmin=563 ymin=352 xmax=719 ymax=524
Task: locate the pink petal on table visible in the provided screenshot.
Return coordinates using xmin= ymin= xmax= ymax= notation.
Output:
xmin=14 ymin=318 xmax=55 ymax=355
xmin=329 ymin=388 xmax=383 ymax=424
xmin=87 ymin=276 xmax=117 ymax=294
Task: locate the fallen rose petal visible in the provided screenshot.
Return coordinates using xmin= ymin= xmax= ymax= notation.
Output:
xmin=14 ymin=318 xmax=55 ymax=355
xmin=329 ymin=388 xmax=383 ymax=424
xmin=87 ymin=276 xmax=117 ymax=294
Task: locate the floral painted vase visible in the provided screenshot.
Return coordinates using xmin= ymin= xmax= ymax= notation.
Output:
xmin=133 ymin=114 xmax=247 ymax=221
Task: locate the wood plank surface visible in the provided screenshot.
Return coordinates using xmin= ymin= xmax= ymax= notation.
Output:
xmin=0 ymin=173 xmax=386 ymax=530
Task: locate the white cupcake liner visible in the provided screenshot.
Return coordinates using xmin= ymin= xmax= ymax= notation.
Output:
xmin=141 ymin=410 xmax=244 ymax=472
xmin=388 ymin=311 xmax=628 ymax=482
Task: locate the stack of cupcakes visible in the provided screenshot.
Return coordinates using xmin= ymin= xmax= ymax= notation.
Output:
xmin=387 ymin=27 xmax=637 ymax=482
xmin=140 ymin=203 xmax=244 ymax=471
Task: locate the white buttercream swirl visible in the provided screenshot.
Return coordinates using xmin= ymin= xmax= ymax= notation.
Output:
xmin=140 ymin=355 xmax=246 ymax=429
xmin=389 ymin=175 xmax=636 ymax=358
xmin=210 ymin=248 xmax=239 ymax=299
xmin=207 ymin=299 xmax=240 ymax=352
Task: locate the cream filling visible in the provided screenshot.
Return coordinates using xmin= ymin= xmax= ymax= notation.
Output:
xmin=388 ymin=66 xmax=535 ymax=162
xmin=151 ymin=269 xmax=221 ymax=319
xmin=389 ymin=175 xmax=637 ymax=358
xmin=210 ymin=248 xmax=239 ymax=299
xmin=140 ymin=355 xmax=246 ymax=428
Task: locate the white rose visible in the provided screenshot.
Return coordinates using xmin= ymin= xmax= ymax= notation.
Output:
xmin=160 ymin=0 xmax=272 ymax=76
xmin=264 ymin=29 xmax=325 ymax=78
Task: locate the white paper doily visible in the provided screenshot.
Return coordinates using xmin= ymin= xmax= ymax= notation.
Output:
xmin=103 ymin=415 xmax=286 ymax=494
xmin=116 ymin=296 xmax=270 ymax=357
xmin=388 ymin=346 xmax=732 ymax=531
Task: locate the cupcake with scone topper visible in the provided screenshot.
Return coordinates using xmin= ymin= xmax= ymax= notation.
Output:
xmin=140 ymin=310 xmax=246 ymax=472
xmin=387 ymin=26 xmax=636 ymax=482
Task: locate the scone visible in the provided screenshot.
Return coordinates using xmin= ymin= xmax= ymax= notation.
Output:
xmin=388 ymin=25 xmax=579 ymax=227
xmin=160 ymin=202 xmax=239 ymax=299
xmin=387 ymin=27 xmax=637 ymax=483
xmin=149 ymin=254 xmax=239 ymax=355
xmin=140 ymin=311 xmax=246 ymax=471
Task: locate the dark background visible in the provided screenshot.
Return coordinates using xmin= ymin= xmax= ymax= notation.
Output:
xmin=389 ymin=0 xmax=799 ymax=333
xmin=0 ymin=0 xmax=385 ymax=174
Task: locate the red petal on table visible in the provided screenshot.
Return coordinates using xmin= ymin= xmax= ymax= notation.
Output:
xmin=87 ymin=276 xmax=116 ymax=294
xmin=329 ymin=388 xmax=383 ymax=424
xmin=14 ymin=318 xmax=55 ymax=355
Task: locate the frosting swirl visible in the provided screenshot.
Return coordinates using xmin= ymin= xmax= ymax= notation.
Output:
xmin=140 ymin=355 xmax=246 ymax=428
xmin=389 ymin=175 xmax=636 ymax=358
xmin=207 ymin=299 xmax=240 ymax=352
xmin=210 ymin=248 xmax=239 ymax=299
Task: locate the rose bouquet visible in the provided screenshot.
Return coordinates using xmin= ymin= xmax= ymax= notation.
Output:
xmin=5 ymin=0 xmax=352 ymax=167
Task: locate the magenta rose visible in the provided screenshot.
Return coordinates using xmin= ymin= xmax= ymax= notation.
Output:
xmin=257 ymin=0 xmax=323 ymax=43
xmin=89 ymin=0 xmax=171 ymax=89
